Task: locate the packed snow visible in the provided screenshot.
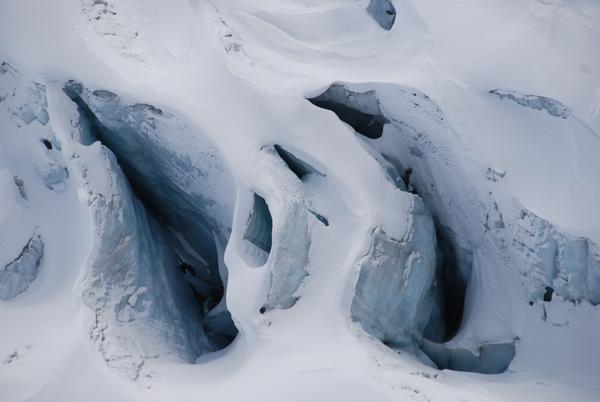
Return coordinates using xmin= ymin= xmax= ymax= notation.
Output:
xmin=1 ymin=1 xmax=599 ymax=401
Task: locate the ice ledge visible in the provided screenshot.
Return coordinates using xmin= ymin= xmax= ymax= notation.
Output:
xmin=489 ymin=89 xmax=571 ymax=119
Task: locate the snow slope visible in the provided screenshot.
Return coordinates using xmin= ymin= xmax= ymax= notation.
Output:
xmin=1 ymin=1 xmax=599 ymax=401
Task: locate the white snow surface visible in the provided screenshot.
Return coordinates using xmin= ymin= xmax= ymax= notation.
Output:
xmin=1 ymin=1 xmax=599 ymax=401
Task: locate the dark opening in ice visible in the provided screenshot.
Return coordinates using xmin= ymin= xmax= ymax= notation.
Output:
xmin=307 ymin=84 xmax=389 ymax=139
xmin=434 ymin=225 xmax=467 ymax=341
xmin=41 ymin=139 xmax=53 ymax=150
xmin=63 ymin=81 xmax=238 ymax=350
xmin=243 ymin=193 xmax=273 ymax=253
xmin=273 ymin=144 xmax=323 ymax=180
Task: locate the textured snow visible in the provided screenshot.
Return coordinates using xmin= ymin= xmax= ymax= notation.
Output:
xmin=1 ymin=0 xmax=600 ymax=401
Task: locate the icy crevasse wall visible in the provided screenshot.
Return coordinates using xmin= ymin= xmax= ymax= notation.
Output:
xmin=512 ymin=206 xmax=600 ymax=305
xmin=351 ymin=204 xmax=439 ymax=357
xmin=309 ymin=82 xmax=600 ymax=373
xmin=60 ymin=82 xmax=244 ymax=373
xmin=0 ymin=61 xmax=246 ymax=378
xmin=61 ymin=81 xmax=319 ymax=366
xmin=72 ymin=142 xmax=214 ymax=380
xmin=63 ymin=82 xmax=235 ymax=269
xmin=232 ymin=143 xmax=314 ymax=311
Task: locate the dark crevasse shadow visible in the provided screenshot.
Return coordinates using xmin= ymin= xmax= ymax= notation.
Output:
xmin=64 ymin=81 xmax=238 ymax=353
xmin=308 ymin=82 xmax=516 ymax=375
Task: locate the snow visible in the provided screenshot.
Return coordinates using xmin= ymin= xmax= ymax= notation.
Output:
xmin=1 ymin=0 xmax=600 ymax=401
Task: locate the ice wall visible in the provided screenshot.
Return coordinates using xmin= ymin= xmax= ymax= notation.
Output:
xmin=309 ymin=81 xmax=600 ymax=373
xmin=73 ymin=143 xmax=215 ymax=380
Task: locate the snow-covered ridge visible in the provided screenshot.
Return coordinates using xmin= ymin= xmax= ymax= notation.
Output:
xmin=1 ymin=1 xmax=600 ymax=401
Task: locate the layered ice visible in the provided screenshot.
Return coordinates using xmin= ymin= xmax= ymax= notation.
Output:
xmin=513 ymin=206 xmax=600 ymax=304
xmin=73 ymin=142 xmax=216 ymax=380
xmin=351 ymin=205 xmax=439 ymax=357
xmin=309 ymin=81 xmax=600 ymax=373
xmin=64 ymin=82 xmax=235 ymax=268
xmin=61 ymin=83 xmax=242 ymax=376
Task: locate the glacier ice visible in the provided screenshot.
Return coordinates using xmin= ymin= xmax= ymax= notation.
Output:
xmin=261 ymin=193 xmax=310 ymax=310
xmin=351 ymin=209 xmax=439 ymax=356
xmin=61 ymin=83 xmax=243 ymax=376
xmin=73 ymin=142 xmax=218 ymax=380
xmin=366 ymin=0 xmax=396 ymax=31
xmin=309 ymin=81 xmax=600 ymax=373
xmin=0 ymin=232 xmax=44 ymax=301
xmin=256 ymin=146 xmax=313 ymax=311
xmin=422 ymin=339 xmax=517 ymax=374
xmin=308 ymin=83 xmax=389 ymax=139
xmin=489 ymin=89 xmax=571 ymax=119
xmin=513 ymin=207 xmax=600 ymax=305
xmin=63 ymin=82 xmax=235 ymax=268
xmin=243 ymin=193 xmax=273 ymax=254
xmin=1 ymin=2 xmax=600 ymax=399
xmin=66 ymin=81 xmax=316 ymax=325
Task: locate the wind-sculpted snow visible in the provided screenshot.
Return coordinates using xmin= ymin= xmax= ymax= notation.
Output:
xmin=0 ymin=232 xmax=44 ymax=301
xmin=366 ymin=0 xmax=396 ymax=31
xmin=2 ymin=2 xmax=600 ymax=399
xmin=489 ymin=89 xmax=571 ymax=119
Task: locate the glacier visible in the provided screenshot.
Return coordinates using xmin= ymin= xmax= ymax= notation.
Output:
xmin=1 ymin=1 xmax=600 ymax=401
xmin=0 ymin=232 xmax=44 ymax=301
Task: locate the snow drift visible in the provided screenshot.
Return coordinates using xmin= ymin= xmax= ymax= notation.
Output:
xmin=1 ymin=1 xmax=600 ymax=401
